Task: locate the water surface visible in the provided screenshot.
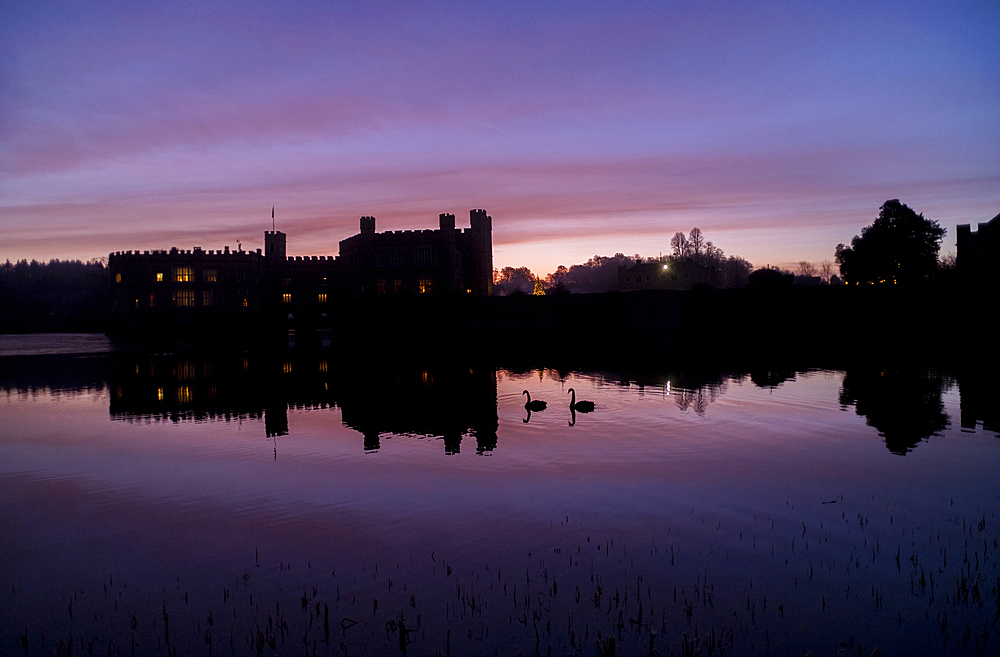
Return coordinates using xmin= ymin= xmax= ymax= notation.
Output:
xmin=1 ymin=335 xmax=997 ymax=656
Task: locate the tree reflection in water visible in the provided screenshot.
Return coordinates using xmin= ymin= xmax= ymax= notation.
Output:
xmin=839 ymin=367 xmax=953 ymax=454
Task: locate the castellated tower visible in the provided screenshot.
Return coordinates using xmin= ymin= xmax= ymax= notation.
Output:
xmin=264 ymin=230 xmax=286 ymax=261
xmin=468 ymin=209 xmax=493 ymax=296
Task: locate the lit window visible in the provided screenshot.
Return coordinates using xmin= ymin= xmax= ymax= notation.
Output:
xmin=283 ymin=361 xmax=292 ymax=374
xmin=173 ymin=290 xmax=195 ymax=307
xmin=202 ymin=290 xmax=213 ymax=306
xmin=282 ymin=293 xmax=292 ymax=304
xmin=175 ymin=361 xmax=194 ymax=380
xmin=318 ymin=293 xmax=327 ymax=303
xmin=174 ymin=267 xmax=193 ymax=282
xmin=115 ymin=273 xmax=122 ymax=283
xmin=419 ymin=277 xmax=432 ymax=294
xmin=466 ymin=288 xmax=472 ymax=294
xmin=177 ymin=387 xmax=191 ymax=403
xmin=149 ymin=293 xmax=156 ymax=307
xmin=156 ymin=387 xmax=164 ymax=401
xmin=203 ymin=269 xmax=217 ymax=283
xmin=242 ymin=298 xmax=248 ymax=308
xmin=156 ymin=272 xmax=164 ymax=282
xmin=134 ymin=298 xmax=139 ymax=308
xmin=377 ymin=278 xmax=386 ymax=295
xmin=319 ymin=361 xmax=328 ymax=372
xmin=393 ymin=278 xmax=402 ymax=294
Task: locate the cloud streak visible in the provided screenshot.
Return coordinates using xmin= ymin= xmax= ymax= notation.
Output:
xmin=2 ymin=0 xmax=998 ymax=275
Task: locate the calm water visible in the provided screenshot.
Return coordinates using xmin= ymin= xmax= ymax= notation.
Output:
xmin=1 ymin=334 xmax=998 ymax=656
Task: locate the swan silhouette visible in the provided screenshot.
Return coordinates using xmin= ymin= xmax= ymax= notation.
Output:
xmin=522 ymin=390 xmax=547 ymax=411
xmin=567 ymin=388 xmax=595 ymax=413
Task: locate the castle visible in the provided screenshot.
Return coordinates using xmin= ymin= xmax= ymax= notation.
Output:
xmin=108 ymin=210 xmax=493 ymax=335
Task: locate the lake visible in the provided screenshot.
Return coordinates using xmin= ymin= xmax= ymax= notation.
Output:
xmin=1 ymin=334 xmax=997 ymax=656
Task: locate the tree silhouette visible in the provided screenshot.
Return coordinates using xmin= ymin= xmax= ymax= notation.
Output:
xmin=835 ymin=200 xmax=945 ymax=285
xmin=688 ymin=227 xmax=705 ymax=256
xmin=670 ymin=232 xmax=690 ymax=257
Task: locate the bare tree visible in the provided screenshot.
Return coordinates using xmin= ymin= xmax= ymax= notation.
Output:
xmin=819 ymin=260 xmax=835 ymax=282
xmin=797 ymin=261 xmax=817 ymax=277
xmin=670 ymin=232 xmax=689 ymax=257
xmin=688 ymin=228 xmax=705 ymax=256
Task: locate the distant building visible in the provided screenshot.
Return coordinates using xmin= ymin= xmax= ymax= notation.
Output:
xmin=108 ymin=209 xmax=493 ymax=335
xmin=618 ymin=259 xmax=718 ymax=291
xmin=957 ymin=212 xmax=1000 ymax=285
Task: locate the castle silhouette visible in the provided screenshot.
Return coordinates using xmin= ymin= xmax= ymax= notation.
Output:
xmin=108 ymin=210 xmax=493 ymax=336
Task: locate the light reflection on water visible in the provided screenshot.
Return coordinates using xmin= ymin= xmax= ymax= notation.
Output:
xmin=0 ymin=336 xmax=998 ymax=656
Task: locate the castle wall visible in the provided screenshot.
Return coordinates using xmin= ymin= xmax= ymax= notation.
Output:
xmin=108 ymin=209 xmax=494 ymax=336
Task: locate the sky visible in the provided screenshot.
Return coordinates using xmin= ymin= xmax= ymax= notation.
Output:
xmin=2 ymin=0 xmax=998 ymax=276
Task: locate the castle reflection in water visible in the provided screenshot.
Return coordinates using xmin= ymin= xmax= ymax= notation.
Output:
xmin=1 ymin=345 xmax=997 ymax=456
xmin=106 ymin=348 xmax=500 ymax=454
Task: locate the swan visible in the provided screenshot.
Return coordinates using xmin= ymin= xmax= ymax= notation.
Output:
xmin=567 ymin=388 xmax=595 ymax=413
xmin=522 ymin=390 xmax=547 ymax=411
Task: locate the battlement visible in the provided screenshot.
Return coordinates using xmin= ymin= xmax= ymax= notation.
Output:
xmin=110 ymin=247 xmax=261 ymax=258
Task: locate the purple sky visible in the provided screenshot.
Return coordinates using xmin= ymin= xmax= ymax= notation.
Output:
xmin=2 ymin=0 xmax=998 ymax=276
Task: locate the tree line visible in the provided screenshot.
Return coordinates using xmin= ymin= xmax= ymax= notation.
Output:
xmin=493 ymin=227 xmax=752 ymax=295
xmin=0 ymin=258 xmax=109 ymax=332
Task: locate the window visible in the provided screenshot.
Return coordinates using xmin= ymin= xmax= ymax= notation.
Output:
xmin=174 ymin=267 xmax=193 ymax=282
xmin=156 ymin=272 xmax=164 ymax=282
xmin=390 ymin=252 xmax=400 ymax=266
xmin=318 ymin=293 xmax=327 ymax=304
xmin=177 ymin=387 xmax=192 ymax=403
xmin=282 ymin=278 xmax=292 ymax=287
xmin=375 ymin=253 xmax=386 ymax=268
xmin=242 ymin=298 xmax=248 ymax=308
xmin=203 ymin=269 xmax=217 ymax=283
xmin=377 ymin=278 xmax=386 ymax=295
xmin=393 ymin=278 xmax=402 ymax=294
xmin=236 ymin=270 xmax=246 ymax=282
xmin=416 ymin=248 xmax=437 ymax=266
xmin=115 ymin=273 xmax=122 ymax=283
xmin=134 ymin=298 xmax=140 ymax=308
xmin=202 ymin=290 xmax=213 ymax=306
xmin=419 ymin=277 xmax=433 ymax=294
xmin=149 ymin=293 xmax=156 ymax=307
xmin=175 ymin=361 xmax=195 ymax=380
xmin=282 ymin=293 xmax=292 ymax=304
xmin=173 ymin=290 xmax=195 ymax=307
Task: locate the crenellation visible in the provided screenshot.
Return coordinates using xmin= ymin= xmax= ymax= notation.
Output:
xmin=109 ymin=208 xmax=493 ymax=333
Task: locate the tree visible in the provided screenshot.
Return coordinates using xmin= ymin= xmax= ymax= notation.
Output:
xmin=533 ymin=277 xmax=545 ymax=296
xmin=835 ymin=200 xmax=945 ymax=285
xmin=796 ymin=261 xmax=816 ymax=277
xmin=493 ymin=266 xmax=535 ymax=296
xmin=819 ymin=260 xmax=835 ymax=282
xmin=670 ymin=232 xmax=689 ymax=257
xmin=688 ymin=227 xmax=705 ymax=256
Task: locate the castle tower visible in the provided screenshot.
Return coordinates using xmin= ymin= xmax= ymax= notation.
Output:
xmin=264 ymin=230 xmax=286 ymax=261
xmin=469 ymin=209 xmax=493 ymax=295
